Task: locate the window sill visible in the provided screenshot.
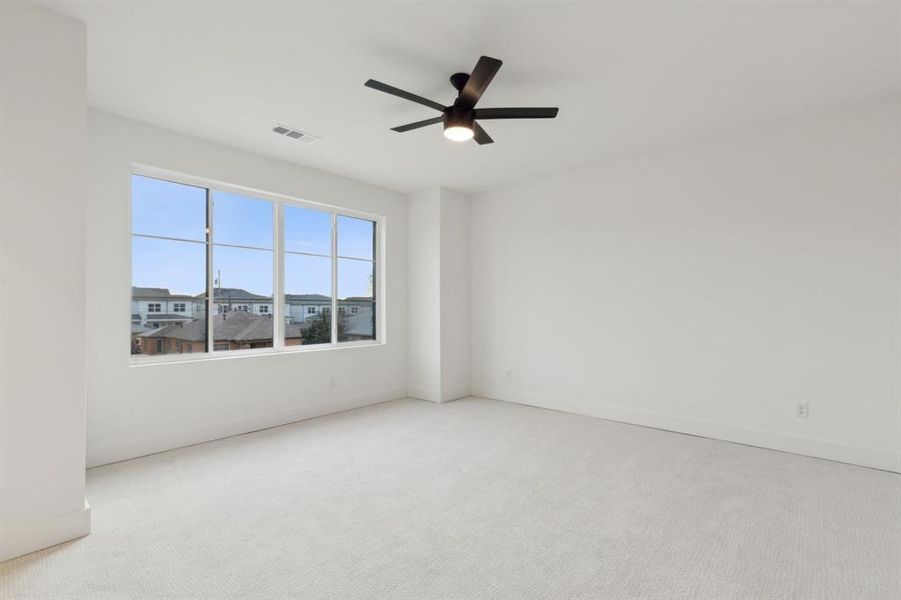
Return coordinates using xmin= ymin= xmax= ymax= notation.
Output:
xmin=129 ymin=339 xmax=384 ymax=367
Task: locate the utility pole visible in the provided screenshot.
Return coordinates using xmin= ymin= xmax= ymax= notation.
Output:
xmin=215 ymin=269 xmax=224 ymax=314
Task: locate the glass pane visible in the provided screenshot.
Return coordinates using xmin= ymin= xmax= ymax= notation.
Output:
xmin=131 ymin=237 xmax=207 ymax=356
xmin=285 ymin=205 xmax=331 ymax=256
xmin=285 ymin=254 xmax=332 ymax=346
xmin=337 ymin=258 xmax=375 ymax=342
xmin=131 ymin=174 xmax=206 ymax=241
xmin=212 ymin=246 xmax=274 ymax=350
xmin=337 ymin=215 xmax=374 ymax=260
xmin=212 ymin=191 xmax=273 ymax=249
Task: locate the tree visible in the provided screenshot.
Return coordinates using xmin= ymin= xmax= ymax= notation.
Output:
xmin=302 ymin=314 xmax=330 ymax=344
xmin=300 ymin=313 xmax=347 ymax=344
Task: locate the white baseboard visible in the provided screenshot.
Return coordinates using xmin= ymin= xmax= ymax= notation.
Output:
xmin=407 ymin=387 xmax=469 ymax=403
xmin=473 ymin=386 xmax=901 ymax=474
xmin=87 ymin=387 xmax=407 ymax=468
xmin=408 ymin=386 xmax=442 ymax=403
xmin=1 ymin=501 xmax=91 ymax=562
xmin=441 ymin=387 xmax=471 ymax=403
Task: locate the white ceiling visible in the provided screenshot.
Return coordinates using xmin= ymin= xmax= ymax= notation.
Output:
xmin=42 ymin=1 xmax=901 ymax=195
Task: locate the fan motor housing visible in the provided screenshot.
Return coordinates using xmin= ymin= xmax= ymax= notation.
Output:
xmin=444 ymin=105 xmax=474 ymax=130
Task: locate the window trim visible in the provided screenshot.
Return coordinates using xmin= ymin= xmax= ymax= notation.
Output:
xmin=129 ymin=164 xmax=384 ymax=366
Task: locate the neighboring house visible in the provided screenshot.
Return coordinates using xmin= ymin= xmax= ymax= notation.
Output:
xmin=339 ymin=297 xmax=373 ymax=315
xmin=207 ymin=287 xmax=273 ymax=316
xmin=133 ymin=287 xmax=372 ymax=322
xmin=131 ymin=287 xmax=200 ymax=328
xmin=136 ymin=312 xmax=305 ymax=355
xmin=285 ymin=293 xmax=332 ymax=323
xmin=341 ymin=307 xmax=376 ymax=341
xmin=131 ymin=323 xmax=153 ymax=335
xmin=131 ymin=287 xmax=375 ymax=352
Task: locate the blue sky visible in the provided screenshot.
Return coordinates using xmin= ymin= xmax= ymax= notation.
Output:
xmin=131 ymin=175 xmax=374 ymax=299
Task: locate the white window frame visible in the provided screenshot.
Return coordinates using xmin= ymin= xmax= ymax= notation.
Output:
xmin=129 ymin=165 xmax=385 ymax=366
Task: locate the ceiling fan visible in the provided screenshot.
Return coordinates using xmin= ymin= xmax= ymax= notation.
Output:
xmin=364 ymin=55 xmax=558 ymax=145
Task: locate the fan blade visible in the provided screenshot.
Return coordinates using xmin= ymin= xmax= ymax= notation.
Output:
xmin=391 ymin=116 xmax=444 ymax=133
xmin=458 ymin=56 xmax=502 ymax=108
xmin=472 ymin=122 xmax=494 ymax=145
xmin=364 ymin=79 xmax=445 ymax=112
xmin=473 ymin=107 xmax=559 ymax=120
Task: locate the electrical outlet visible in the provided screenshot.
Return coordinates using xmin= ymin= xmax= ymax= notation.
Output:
xmin=505 ymin=369 xmax=513 ymax=380
xmin=796 ymin=402 xmax=809 ymax=419
xmin=329 ymin=377 xmax=336 ymax=389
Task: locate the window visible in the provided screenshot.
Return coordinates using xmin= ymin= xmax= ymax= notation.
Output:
xmin=130 ymin=171 xmax=380 ymax=360
xmin=337 ymin=215 xmax=376 ymax=342
xmin=132 ymin=175 xmax=207 ymax=356
xmin=284 ymin=205 xmax=334 ymax=346
xmin=212 ymin=190 xmax=274 ymax=350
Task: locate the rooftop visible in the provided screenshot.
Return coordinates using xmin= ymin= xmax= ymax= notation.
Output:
xmin=205 ymin=288 xmax=272 ymax=302
xmin=146 ymin=312 xmax=303 ymax=343
xmin=134 ymin=287 xmax=374 ymax=304
xmin=132 ymin=287 xmax=196 ymax=300
xmin=145 ymin=313 xmax=192 ymax=321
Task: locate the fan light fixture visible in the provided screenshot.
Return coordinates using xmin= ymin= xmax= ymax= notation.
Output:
xmin=444 ymin=124 xmax=474 ymax=142
xmin=443 ymin=105 xmax=475 ymax=142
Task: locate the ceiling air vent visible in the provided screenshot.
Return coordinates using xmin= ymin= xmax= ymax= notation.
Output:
xmin=272 ymin=124 xmax=320 ymax=143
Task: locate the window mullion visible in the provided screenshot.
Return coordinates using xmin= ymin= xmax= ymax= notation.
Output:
xmin=373 ymin=222 xmax=378 ymax=343
xmin=331 ymin=212 xmax=338 ymax=345
xmin=206 ymin=189 xmax=214 ymax=354
xmin=274 ymin=201 xmax=284 ymax=350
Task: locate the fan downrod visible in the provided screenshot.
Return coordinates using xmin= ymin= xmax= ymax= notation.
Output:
xmin=450 ymin=72 xmax=470 ymax=92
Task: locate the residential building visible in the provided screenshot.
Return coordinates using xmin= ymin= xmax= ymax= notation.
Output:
xmin=131 ymin=286 xmax=200 ymax=329
xmin=138 ymin=312 xmax=305 ymax=355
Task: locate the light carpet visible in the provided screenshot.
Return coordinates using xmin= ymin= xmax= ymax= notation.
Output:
xmin=1 ymin=397 xmax=899 ymax=599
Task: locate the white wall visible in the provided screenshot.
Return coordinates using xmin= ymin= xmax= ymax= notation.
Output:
xmin=439 ymin=189 xmax=471 ymax=402
xmin=0 ymin=2 xmax=90 ymax=560
xmin=407 ymin=188 xmax=471 ymax=403
xmin=471 ymin=102 xmax=901 ymax=473
xmin=407 ymin=189 xmax=442 ymax=401
xmin=86 ymin=110 xmax=408 ymax=467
